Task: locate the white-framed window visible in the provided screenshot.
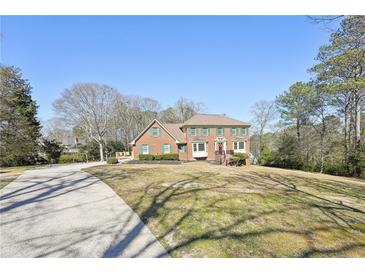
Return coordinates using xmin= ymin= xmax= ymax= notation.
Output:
xmin=193 ymin=142 xmax=207 ymax=152
xmin=240 ymin=128 xmax=248 ymax=135
xmin=217 ymin=128 xmax=224 ymax=136
xmin=233 ymin=141 xmax=245 ymax=152
xmin=232 ymin=128 xmax=238 ymax=135
xmin=201 ymin=128 xmax=209 ymax=136
xmin=163 ymin=144 xmax=171 ymax=154
xmin=151 ymin=127 xmax=159 ymax=137
xmin=142 ymin=144 xmax=150 ymax=154
xmin=190 ymin=128 xmax=197 ymax=136
xmin=198 ymin=143 xmax=205 ymax=151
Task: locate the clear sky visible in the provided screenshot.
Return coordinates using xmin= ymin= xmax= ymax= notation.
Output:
xmin=1 ymin=16 xmax=334 ymax=123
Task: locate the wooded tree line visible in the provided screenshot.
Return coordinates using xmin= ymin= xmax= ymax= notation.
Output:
xmin=251 ymin=16 xmax=365 ymax=178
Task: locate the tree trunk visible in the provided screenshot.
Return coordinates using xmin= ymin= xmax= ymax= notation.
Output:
xmin=259 ymin=131 xmax=263 ymax=153
xmin=320 ymin=133 xmax=324 ymax=173
xmin=354 ymin=95 xmax=361 ymax=149
xmin=353 ymin=95 xmax=362 ymax=177
xmin=296 ymin=119 xmax=300 ymax=141
xmin=99 ymin=142 xmax=104 ymax=162
xmin=344 ymin=101 xmax=350 ymax=173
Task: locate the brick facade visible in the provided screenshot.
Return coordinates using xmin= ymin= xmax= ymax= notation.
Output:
xmin=133 ymin=121 xmax=180 ymax=159
xmin=184 ymin=127 xmax=250 ymax=161
xmin=132 ymin=119 xmax=250 ymax=162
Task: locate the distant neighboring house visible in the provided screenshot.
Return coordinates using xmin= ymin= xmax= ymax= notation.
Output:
xmin=61 ymin=134 xmax=86 ymax=153
xmin=130 ymin=114 xmax=250 ymax=161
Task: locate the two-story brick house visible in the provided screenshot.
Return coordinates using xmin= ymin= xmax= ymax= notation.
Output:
xmin=130 ymin=114 xmax=251 ymax=162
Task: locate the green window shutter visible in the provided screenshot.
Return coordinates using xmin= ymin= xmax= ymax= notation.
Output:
xmin=157 ymin=128 xmax=161 ymax=137
xmin=139 ymin=145 xmax=143 ymax=154
xmin=215 ymin=128 xmax=218 ymax=135
xmin=161 ymin=144 xmax=164 ymax=154
xmin=240 ymin=128 xmax=245 ymax=135
xmin=207 ymin=128 xmax=210 ymax=136
xmin=149 ymin=128 xmax=153 ymax=136
xmin=230 ymin=128 xmax=233 ymax=135
xmin=188 ymin=128 xmax=191 ymax=136
xmin=169 ymin=144 xmax=172 ymax=153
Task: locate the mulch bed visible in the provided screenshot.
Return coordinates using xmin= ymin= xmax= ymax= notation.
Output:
xmin=127 ymin=160 xmax=182 ymax=165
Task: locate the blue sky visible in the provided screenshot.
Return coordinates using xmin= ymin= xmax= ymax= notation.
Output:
xmin=1 ymin=16 xmax=333 ymax=123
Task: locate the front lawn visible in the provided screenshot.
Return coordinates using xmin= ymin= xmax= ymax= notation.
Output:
xmin=0 ymin=166 xmax=34 ymax=189
xmin=84 ymin=162 xmax=365 ymax=257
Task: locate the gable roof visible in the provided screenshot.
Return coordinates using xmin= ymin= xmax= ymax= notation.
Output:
xmin=163 ymin=123 xmax=186 ymax=143
xmin=130 ymin=119 xmax=186 ymax=145
xmin=182 ymin=114 xmax=250 ymax=127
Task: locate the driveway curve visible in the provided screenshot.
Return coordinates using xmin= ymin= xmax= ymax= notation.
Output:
xmin=0 ymin=163 xmax=168 ymax=258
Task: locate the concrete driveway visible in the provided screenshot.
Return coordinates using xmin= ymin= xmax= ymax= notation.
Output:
xmin=0 ymin=163 xmax=168 ymax=258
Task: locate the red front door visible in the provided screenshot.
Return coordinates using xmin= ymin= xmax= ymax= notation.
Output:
xmin=218 ymin=143 xmax=223 ymax=155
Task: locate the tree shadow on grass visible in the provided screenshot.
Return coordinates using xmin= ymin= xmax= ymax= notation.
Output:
xmin=104 ymin=167 xmax=365 ymax=258
xmin=102 ymin=173 xmax=228 ymax=258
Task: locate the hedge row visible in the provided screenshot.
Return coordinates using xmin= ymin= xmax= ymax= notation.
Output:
xmin=59 ymin=154 xmax=86 ymax=163
xmin=232 ymin=152 xmax=249 ymax=160
xmin=107 ymin=157 xmax=118 ymax=164
xmin=139 ymin=153 xmax=179 ymax=161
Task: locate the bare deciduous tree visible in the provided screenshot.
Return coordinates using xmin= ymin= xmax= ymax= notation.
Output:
xmin=53 ymin=83 xmax=121 ymax=161
xmin=159 ymin=97 xmax=204 ymax=123
xmin=250 ymin=100 xmax=277 ymax=157
xmin=175 ymin=97 xmax=205 ymax=122
xmin=42 ymin=117 xmax=71 ymax=142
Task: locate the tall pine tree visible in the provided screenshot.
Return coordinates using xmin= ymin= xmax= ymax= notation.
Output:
xmin=0 ymin=65 xmax=41 ymax=166
xmin=310 ymin=15 xmax=365 ymax=177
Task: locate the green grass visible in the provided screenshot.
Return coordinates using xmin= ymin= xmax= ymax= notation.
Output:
xmin=84 ymin=162 xmax=365 ymax=258
xmin=0 ymin=166 xmax=34 ymax=189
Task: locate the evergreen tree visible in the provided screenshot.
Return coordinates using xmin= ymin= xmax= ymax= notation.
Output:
xmin=310 ymin=16 xmax=365 ymax=177
xmin=272 ymin=131 xmax=304 ymax=170
xmin=276 ymin=81 xmax=312 ymax=141
xmin=0 ymin=65 xmax=41 ymax=166
xmin=40 ymin=138 xmax=63 ymax=164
